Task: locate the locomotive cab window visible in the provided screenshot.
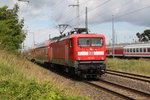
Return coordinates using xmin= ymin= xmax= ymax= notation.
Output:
xmin=78 ymin=37 xmax=103 ymax=47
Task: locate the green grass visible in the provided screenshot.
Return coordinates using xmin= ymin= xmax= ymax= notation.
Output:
xmin=0 ymin=50 xmax=89 ymax=100
xmin=107 ymin=58 xmax=150 ymax=76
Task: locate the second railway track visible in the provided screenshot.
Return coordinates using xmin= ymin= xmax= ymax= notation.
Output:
xmin=106 ymin=69 xmax=150 ymax=83
xmin=83 ymin=79 xmax=150 ymax=100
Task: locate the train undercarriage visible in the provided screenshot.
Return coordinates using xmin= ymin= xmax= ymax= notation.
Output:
xmin=46 ymin=60 xmax=106 ymax=78
xmin=74 ymin=60 xmax=106 ymax=78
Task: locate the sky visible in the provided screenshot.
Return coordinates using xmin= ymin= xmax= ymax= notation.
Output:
xmin=0 ymin=0 xmax=150 ymax=49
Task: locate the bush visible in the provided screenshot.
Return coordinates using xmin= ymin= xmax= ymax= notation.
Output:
xmin=107 ymin=58 xmax=150 ymax=75
xmin=0 ymin=50 xmax=89 ymax=100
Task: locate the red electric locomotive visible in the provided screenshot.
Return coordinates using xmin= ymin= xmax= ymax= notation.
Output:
xmin=25 ymin=28 xmax=106 ymax=78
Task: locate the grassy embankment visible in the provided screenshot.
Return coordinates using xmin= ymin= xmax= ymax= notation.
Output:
xmin=0 ymin=50 xmax=89 ymax=100
xmin=107 ymin=58 xmax=150 ymax=76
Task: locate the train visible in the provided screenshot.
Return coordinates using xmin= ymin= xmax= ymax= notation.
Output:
xmin=106 ymin=42 xmax=150 ymax=58
xmin=23 ymin=28 xmax=106 ymax=78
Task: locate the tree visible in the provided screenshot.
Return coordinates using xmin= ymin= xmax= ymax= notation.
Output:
xmin=0 ymin=4 xmax=26 ymax=51
xmin=144 ymin=30 xmax=150 ymax=40
xmin=136 ymin=29 xmax=150 ymax=42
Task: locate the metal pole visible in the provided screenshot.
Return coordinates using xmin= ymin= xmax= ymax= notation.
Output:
xmin=49 ymin=34 xmax=51 ymax=40
xmin=112 ymin=15 xmax=115 ymax=58
xmin=69 ymin=0 xmax=80 ymax=28
xmin=85 ymin=7 xmax=88 ymax=34
xmin=32 ymin=32 xmax=35 ymax=46
xmin=77 ymin=0 xmax=80 ymax=27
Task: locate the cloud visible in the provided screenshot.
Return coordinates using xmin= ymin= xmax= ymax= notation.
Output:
xmin=1 ymin=0 xmax=150 ymax=27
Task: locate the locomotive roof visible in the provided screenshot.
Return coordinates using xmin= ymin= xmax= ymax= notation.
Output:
xmin=34 ymin=33 xmax=105 ymax=48
xmin=50 ymin=33 xmax=105 ymax=43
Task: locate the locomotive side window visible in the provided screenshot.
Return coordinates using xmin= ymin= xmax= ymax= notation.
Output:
xmin=78 ymin=37 xmax=103 ymax=47
xmin=69 ymin=39 xmax=73 ymax=47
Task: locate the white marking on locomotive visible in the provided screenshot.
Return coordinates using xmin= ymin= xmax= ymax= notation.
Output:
xmin=78 ymin=51 xmax=104 ymax=56
xmin=78 ymin=52 xmax=88 ymax=55
xmin=94 ymin=51 xmax=104 ymax=55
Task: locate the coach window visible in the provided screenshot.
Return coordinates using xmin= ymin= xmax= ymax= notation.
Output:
xmin=133 ymin=48 xmax=135 ymax=52
xmin=140 ymin=48 xmax=142 ymax=52
xmin=144 ymin=48 xmax=146 ymax=52
xmin=126 ymin=49 xmax=128 ymax=52
xmin=130 ymin=48 xmax=132 ymax=52
xmin=136 ymin=48 xmax=139 ymax=52
xmin=148 ymin=48 xmax=150 ymax=52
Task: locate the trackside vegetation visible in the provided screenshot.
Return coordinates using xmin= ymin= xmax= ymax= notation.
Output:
xmin=0 ymin=5 xmax=25 ymax=51
xmin=0 ymin=50 xmax=89 ymax=100
xmin=107 ymin=58 xmax=150 ymax=76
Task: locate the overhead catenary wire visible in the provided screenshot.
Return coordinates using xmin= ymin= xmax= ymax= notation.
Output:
xmin=65 ymin=0 xmax=111 ymax=25
xmin=97 ymin=4 xmax=150 ymax=23
xmin=116 ymin=5 xmax=150 ymax=19
xmin=49 ymin=0 xmax=110 ymax=30
xmin=47 ymin=0 xmax=111 ymax=38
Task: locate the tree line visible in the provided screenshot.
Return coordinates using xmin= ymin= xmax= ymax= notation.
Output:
xmin=136 ymin=30 xmax=150 ymax=42
xmin=0 ymin=4 xmax=26 ymax=51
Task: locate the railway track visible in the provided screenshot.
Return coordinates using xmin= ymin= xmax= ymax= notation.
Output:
xmin=83 ymin=79 xmax=150 ymax=100
xmin=106 ymin=69 xmax=150 ymax=83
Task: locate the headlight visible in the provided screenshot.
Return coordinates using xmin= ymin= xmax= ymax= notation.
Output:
xmin=78 ymin=57 xmax=81 ymax=60
xmin=101 ymin=57 xmax=104 ymax=60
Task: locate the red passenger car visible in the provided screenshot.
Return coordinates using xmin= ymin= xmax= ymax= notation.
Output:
xmin=106 ymin=46 xmax=124 ymax=57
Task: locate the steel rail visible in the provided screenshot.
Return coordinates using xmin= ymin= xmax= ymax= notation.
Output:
xmin=107 ymin=69 xmax=150 ymax=79
xmin=106 ymin=70 xmax=150 ymax=83
xmin=83 ymin=81 xmax=135 ymax=100
xmin=99 ymin=79 xmax=150 ymax=97
xmin=83 ymin=79 xmax=150 ymax=100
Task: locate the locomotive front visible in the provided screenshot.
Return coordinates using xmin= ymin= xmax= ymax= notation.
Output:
xmin=73 ymin=34 xmax=106 ymax=78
